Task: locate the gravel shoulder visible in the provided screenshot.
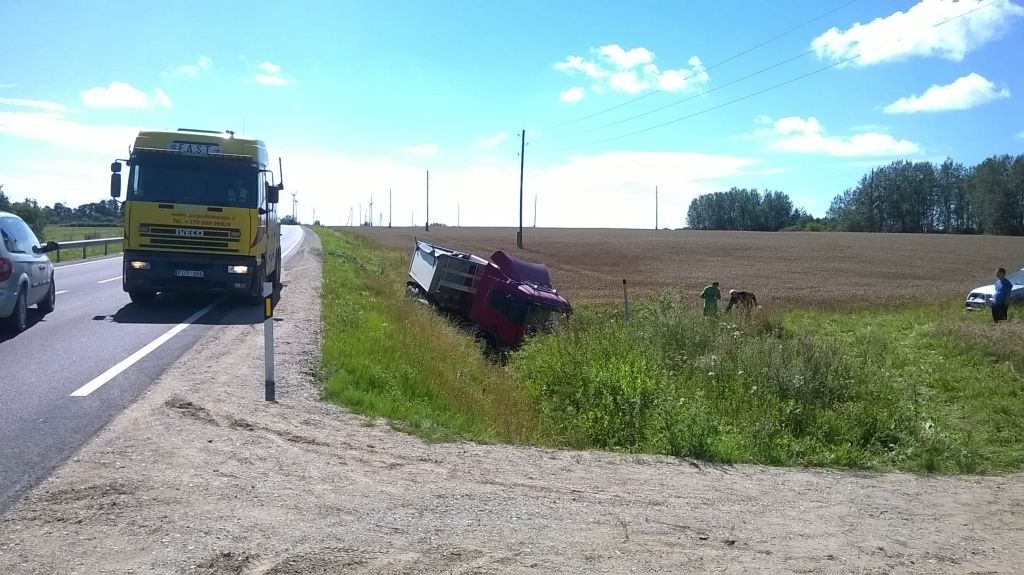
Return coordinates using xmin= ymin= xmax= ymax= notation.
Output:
xmin=1 ymin=228 xmax=1022 ymax=574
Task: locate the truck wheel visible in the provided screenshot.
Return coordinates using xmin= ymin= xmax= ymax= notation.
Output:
xmin=37 ymin=276 xmax=56 ymax=314
xmin=248 ymin=266 xmax=266 ymax=305
xmin=129 ymin=290 xmax=156 ymax=304
xmin=2 ymin=289 xmax=28 ymax=333
xmin=269 ymin=247 xmax=282 ymax=289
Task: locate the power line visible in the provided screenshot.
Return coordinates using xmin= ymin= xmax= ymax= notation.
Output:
xmin=539 ymin=0 xmax=860 ymax=132
xmin=543 ymin=0 xmax=998 ymax=154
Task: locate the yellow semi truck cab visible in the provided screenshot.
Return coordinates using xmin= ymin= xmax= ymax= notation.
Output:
xmin=110 ymin=129 xmax=282 ymax=304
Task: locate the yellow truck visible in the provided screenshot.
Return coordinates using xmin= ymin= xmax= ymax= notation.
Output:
xmin=110 ymin=129 xmax=282 ymax=303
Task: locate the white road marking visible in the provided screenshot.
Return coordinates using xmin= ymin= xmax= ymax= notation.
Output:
xmin=55 ymin=290 xmax=69 ymax=295
xmin=69 ymin=298 xmax=225 ymax=397
xmin=97 ymin=276 xmax=122 ymax=284
xmin=282 ymin=234 xmax=301 ymax=260
xmin=54 ymin=256 xmax=121 ymax=270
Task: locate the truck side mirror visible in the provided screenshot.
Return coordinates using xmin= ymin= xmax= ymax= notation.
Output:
xmin=266 ymin=182 xmax=280 ymax=204
xmin=110 ymin=172 xmax=122 ymax=199
xmin=109 ymin=159 xmax=121 ymax=198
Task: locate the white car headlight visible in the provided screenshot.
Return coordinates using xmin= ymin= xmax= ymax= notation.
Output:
xmin=227 ymin=265 xmax=249 ymax=274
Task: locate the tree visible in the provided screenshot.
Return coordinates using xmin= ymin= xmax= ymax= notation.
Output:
xmin=686 ymin=188 xmax=801 ymax=231
xmin=280 ymin=215 xmax=299 ymax=225
xmin=10 ymin=198 xmax=47 ymax=239
xmin=0 ymin=184 xmax=10 ymax=212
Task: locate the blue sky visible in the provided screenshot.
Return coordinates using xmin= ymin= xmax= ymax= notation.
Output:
xmin=1 ymin=0 xmax=1022 ymax=228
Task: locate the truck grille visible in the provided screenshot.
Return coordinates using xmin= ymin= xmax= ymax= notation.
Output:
xmin=139 ymin=223 xmax=242 ymax=253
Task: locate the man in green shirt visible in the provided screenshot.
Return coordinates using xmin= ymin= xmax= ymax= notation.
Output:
xmin=700 ymin=281 xmax=722 ymax=317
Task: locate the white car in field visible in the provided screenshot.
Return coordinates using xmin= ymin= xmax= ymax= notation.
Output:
xmin=964 ymin=268 xmax=1024 ymax=311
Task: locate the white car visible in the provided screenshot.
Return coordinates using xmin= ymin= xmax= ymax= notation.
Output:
xmin=965 ymin=268 xmax=1024 ymax=311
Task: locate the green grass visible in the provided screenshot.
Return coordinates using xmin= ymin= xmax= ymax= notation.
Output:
xmin=316 ymin=227 xmax=542 ymax=443
xmin=317 ymin=227 xmax=1024 ymax=473
xmin=43 ymin=225 xmax=123 ymax=262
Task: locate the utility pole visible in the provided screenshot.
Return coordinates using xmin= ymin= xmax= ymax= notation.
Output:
xmin=346 ymin=207 xmax=353 ymax=226
xmin=517 ymin=129 xmax=525 ymax=248
xmin=655 ymin=186 xmax=659 ymax=230
xmin=369 ymin=196 xmax=374 ymax=227
xmin=290 ymin=191 xmax=298 ymax=222
xmin=312 ymin=207 xmax=316 ymax=224
xmin=389 ymin=188 xmax=392 ymax=228
xmin=359 ymin=203 xmax=362 ymax=226
xmin=425 ymin=169 xmax=430 ymax=232
xmin=534 ymin=194 xmax=537 ymax=228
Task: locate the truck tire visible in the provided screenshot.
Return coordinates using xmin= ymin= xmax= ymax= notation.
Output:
xmin=269 ymin=247 xmax=282 ymax=289
xmin=248 ymin=266 xmax=266 ymax=305
xmin=2 ymin=289 xmax=28 ymax=333
xmin=37 ymin=276 xmax=56 ymax=314
xmin=129 ymin=290 xmax=156 ymax=304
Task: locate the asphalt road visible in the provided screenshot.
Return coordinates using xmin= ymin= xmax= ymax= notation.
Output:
xmin=0 ymin=225 xmax=306 ymax=513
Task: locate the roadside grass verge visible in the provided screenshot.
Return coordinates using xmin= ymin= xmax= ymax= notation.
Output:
xmin=512 ymin=296 xmax=1024 ymax=473
xmin=318 ymin=228 xmax=1024 ymax=473
xmin=43 ymin=226 xmax=123 ymax=263
xmin=316 ymin=228 xmax=541 ymax=443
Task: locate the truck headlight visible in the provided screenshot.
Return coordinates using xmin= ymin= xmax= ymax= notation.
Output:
xmin=130 ymin=261 xmax=150 ymax=270
xmin=227 ymin=265 xmax=249 ymax=274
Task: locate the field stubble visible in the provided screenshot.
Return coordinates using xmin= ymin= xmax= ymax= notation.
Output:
xmin=344 ymin=227 xmax=1024 ymax=308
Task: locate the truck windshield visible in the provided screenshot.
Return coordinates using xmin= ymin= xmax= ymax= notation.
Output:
xmin=523 ymin=304 xmax=567 ymax=335
xmin=127 ymin=153 xmax=259 ymax=208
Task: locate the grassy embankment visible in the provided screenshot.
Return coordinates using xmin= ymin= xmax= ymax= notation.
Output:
xmin=317 ymin=227 xmax=1024 ymax=473
xmin=43 ymin=225 xmax=123 ymax=262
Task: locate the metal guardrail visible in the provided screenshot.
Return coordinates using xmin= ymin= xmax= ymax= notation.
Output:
xmin=53 ymin=237 xmax=124 ymax=263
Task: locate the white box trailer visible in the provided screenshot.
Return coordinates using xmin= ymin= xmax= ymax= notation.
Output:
xmin=408 ymin=240 xmax=487 ymax=310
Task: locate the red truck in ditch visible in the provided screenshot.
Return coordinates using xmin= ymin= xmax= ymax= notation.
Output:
xmin=407 ymin=240 xmax=571 ymax=350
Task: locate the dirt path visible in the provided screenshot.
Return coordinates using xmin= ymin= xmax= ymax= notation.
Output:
xmin=1 ymin=228 xmax=1021 ymax=574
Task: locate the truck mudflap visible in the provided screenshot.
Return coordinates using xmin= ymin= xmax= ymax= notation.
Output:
xmin=122 ymin=250 xmax=260 ymax=294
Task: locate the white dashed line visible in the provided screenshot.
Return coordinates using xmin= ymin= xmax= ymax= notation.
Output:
xmin=54 ymin=256 xmax=121 ymax=270
xmin=55 ymin=290 xmax=69 ymax=295
xmin=97 ymin=276 xmax=122 ymax=284
xmin=69 ymin=298 xmax=225 ymax=397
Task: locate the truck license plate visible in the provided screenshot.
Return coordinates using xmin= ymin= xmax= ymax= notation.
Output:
xmin=174 ymin=269 xmax=204 ymax=278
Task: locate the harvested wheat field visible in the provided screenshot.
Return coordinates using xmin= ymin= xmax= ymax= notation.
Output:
xmin=340 ymin=227 xmax=1024 ymax=308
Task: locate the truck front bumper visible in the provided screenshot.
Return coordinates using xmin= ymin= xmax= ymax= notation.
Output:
xmin=123 ymin=251 xmax=259 ymax=295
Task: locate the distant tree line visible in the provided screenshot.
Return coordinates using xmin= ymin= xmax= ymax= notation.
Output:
xmin=827 ymin=155 xmax=1024 ymax=235
xmin=1 ymin=184 xmax=123 ymax=239
xmin=686 ymin=188 xmax=819 ymax=231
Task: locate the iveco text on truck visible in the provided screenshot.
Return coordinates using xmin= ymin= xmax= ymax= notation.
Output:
xmin=407 ymin=240 xmax=571 ymax=350
xmin=110 ymin=129 xmax=282 ymax=303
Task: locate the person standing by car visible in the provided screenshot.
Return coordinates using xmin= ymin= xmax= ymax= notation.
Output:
xmin=993 ymin=267 xmax=1013 ymax=323
xmin=700 ymin=281 xmax=721 ymax=317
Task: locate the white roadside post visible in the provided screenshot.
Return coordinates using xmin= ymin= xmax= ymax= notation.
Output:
xmin=263 ymin=280 xmax=275 ymax=401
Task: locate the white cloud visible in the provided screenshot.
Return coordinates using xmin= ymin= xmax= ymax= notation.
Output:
xmin=559 ymin=87 xmax=585 ymax=104
xmin=0 ymin=84 xmax=17 ymax=89
xmin=812 ymin=0 xmax=1024 ymax=66
xmin=478 ymin=131 xmax=508 ymax=148
xmin=402 ymin=143 xmax=439 ymax=157
xmin=167 ymin=55 xmax=212 ymax=78
xmin=883 ymin=73 xmax=1009 ymax=113
xmin=554 ymin=44 xmax=709 ymax=98
xmin=255 ymin=61 xmax=290 ymax=86
xmin=597 ymin=45 xmax=654 ymax=69
xmin=1017 ymin=130 xmax=1024 ymax=139
xmin=154 ymin=88 xmax=173 ymax=109
xmin=274 ymin=148 xmax=757 ymax=228
xmin=0 ymin=97 xmax=68 ymax=112
xmin=759 ymin=116 xmax=921 ymax=157
xmin=81 ymin=81 xmax=171 ymax=109
xmin=0 ymin=110 xmax=138 ymax=155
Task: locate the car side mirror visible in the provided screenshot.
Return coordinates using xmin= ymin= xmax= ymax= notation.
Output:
xmin=266 ymin=182 xmax=280 ymax=205
xmin=110 ymin=171 xmax=122 ymax=199
xmin=34 ymin=241 xmax=59 ymax=254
